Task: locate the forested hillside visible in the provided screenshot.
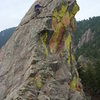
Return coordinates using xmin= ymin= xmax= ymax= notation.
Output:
xmin=74 ymin=16 xmax=100 ymax=59
xmin=74 ymin=16 xmax=100 ymax=99
xmin=0 ymin=27 xmax=16 ymax=48
xmin=74 ymin=16 xmax=100 ymax=46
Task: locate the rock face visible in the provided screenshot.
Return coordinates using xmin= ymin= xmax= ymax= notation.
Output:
xmin=0 ymin=0 xmax=86 ymax=100
xmin=0 ymin=49 xmax=2 ymax=65
xmin=78 ymin=28 xmax=94 ymax=48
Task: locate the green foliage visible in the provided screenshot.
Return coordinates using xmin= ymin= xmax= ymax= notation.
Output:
xmin=74 ymin=16 xmax=100 ymax=46
xmin=74 ymin=16 xmax=100 ymax=96
xmin=0 ymin=27 xmax=16 ymax=48
xmin=74 ymin=16 xmax=100 ymax=59
xmin=79 ymin=61 xmax=100 ymax=96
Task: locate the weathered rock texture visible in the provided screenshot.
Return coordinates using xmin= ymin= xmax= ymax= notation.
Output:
xmin=0 ymin=49 xmax=2 ymax=65
xmin=0 ymin=0 xmax=86 ymax=100
xmin=78 ymin=28 xmax=94 ymax=48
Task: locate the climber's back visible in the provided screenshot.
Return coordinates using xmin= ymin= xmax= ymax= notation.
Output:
xmin=34 ymin=0 xmax=42 ymax=15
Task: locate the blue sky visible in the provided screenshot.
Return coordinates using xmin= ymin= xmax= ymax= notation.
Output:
xmin=0 ymin=0 xmax=100 ymax=31
xmin=76 ymin=0 xmax=100 ymax=20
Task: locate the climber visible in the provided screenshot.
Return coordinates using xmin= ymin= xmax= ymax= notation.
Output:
xmin=34 ymin=0 xmax=42 ymax=15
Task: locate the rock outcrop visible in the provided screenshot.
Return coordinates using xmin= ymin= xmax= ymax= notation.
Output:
xmin=0 ymin=0 xmax=86 ymax=100
xmin=0 ymin=49 xmax=2 ymax=65
xmin=78 ymin=28 xmax=94 ymax=48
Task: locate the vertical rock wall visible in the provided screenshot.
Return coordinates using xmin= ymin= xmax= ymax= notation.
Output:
xmin=0 ymin=0 xmax=86 ymax=100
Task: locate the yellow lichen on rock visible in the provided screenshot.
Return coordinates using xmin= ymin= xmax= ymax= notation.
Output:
xmin=71 ymin=75 xmax=78 ymax=90
xmin=64 ymin=33 xmax=71 ymax=64
xmin=50 ymin=22 xmax=64 ymax=53
xmin=42 ymin=3 xmax=78 ymax=55
xmin=70 ymin=3 xmax=79 ymax=19
xmin=29 ymin=77 xmax=34 ymax=85
xmin=62 ymin=12 xmax=70 ymax=27
xmin=70 ymin=74 xmax=82 ymax=93
xmin=59 ymin=5 xmax=67 ymax=18
xmin=36 ymin=75 xmax=43 ymax=89
xmin=72 ymin=54 xmax=75 ymax=61
xmin=50 ymin=4 xmax=71 ymax=54
xmin=41 ymin=32 xmax=48 ymax=57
